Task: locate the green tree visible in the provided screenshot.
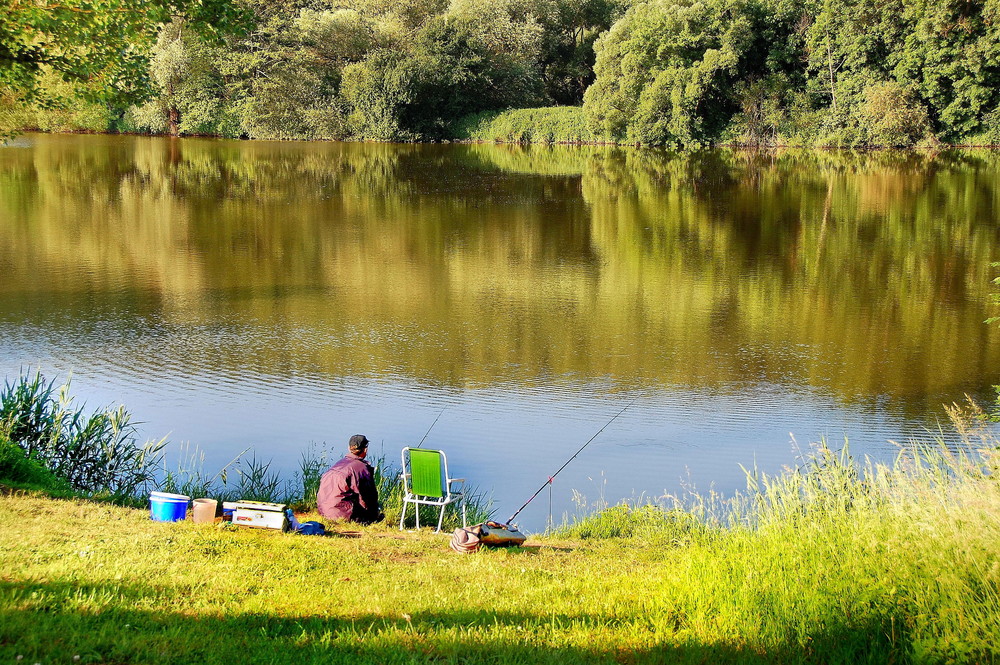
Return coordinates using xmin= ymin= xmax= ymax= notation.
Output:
xmin=132 ymin=2 xmax=383 ymax=140
xmin=798 ymin=0 xmax=999 ymax=146
xmin=584 ymin=0 xmax=798 ymax=146
xmin=0 ymin=0 xmax=247 ymax=107
xmin=128 ymin=19 xmax=225 ymax=136
xmin=341 ymin=49 xmax=419 ymax=139
xmin=801 ymin=0 xmax=915 ymax=144
xmin=343 ymin=16 xmax=544 ymax=140
xmin=536 ymin=0 xmax=630 ymax=105
xmin=894 ymin=0 xmax=1000 ymax=141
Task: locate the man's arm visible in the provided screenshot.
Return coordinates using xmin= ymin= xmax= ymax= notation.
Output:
xmin=357 ymin=463 xmax=379 ymax=514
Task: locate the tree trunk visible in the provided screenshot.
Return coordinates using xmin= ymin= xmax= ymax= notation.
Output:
xmin=827 ymin=38 xmax=838 ymax=112
xmin=168 ymin=106 xmax=181 ymax=137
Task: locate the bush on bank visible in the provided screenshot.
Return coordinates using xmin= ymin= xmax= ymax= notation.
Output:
xmin=0 ymin=434 xmax=70 ymax=493
xmin=454 ymin=107 xmax=600 ymax=145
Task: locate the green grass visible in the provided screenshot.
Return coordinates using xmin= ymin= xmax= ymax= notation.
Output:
xmin=2 ymin=400 xmax=999 ymax=664
xmin=454 ymin=106 xmax=603 ymax=145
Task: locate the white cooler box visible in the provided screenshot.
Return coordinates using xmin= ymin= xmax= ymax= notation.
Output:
xmin=232 ymin=501 xmax=288 ymax=531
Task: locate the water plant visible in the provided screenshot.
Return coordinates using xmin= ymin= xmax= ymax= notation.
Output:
xmin=0 ymin=370 xmax=165 ymax=496
xmin=295 ymin=442 xmax=329 ymax=508
xmin=158 ymin=442 xmax=251 ymax=501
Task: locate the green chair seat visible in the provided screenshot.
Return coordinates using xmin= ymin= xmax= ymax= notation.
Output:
xmin=399 ymin=447 xmax=467 ymax=532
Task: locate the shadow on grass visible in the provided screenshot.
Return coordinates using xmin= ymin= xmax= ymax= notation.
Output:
xmin=326 ymin=530 xmax=363 ymax=539
xmin=0 ymin=579 xmax=913 ymax=665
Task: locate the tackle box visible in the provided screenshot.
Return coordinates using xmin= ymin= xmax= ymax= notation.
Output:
xmin=231 ymin=501 xmax=288 ymax=531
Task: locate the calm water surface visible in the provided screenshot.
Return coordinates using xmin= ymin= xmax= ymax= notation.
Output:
xmin=2 ymin=134 xmax=999 ymax=530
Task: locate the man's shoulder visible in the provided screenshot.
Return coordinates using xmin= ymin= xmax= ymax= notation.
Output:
xmin=335 ymin=455 xmax=372 ymax=474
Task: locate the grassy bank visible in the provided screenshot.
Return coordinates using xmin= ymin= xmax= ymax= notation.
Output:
xmin=2 ymin=402 xmax=999 ymax=664
xmin=453 ymin=107 xmax=600 ymax=146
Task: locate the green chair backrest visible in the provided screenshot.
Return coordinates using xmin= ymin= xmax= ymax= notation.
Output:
xmin=409 ymin=449 xmax=444 ymax=498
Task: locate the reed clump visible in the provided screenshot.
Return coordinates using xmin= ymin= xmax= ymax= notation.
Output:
xmin=0 ymin=371 xmax=164 ymax=496
xmin=554 ymin=399 xmax=1000 ymax=663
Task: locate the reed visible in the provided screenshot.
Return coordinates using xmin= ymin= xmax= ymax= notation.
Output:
xmin=0 ymin=370 xmax=164 ymax=496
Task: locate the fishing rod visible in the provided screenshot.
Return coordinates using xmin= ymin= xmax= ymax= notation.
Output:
xmin=417 ymin=408 xmax=446 ymax=447
xmin=505 ymin=397 xmax=637 ymax=526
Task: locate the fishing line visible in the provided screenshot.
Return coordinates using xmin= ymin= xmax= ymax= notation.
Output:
xmin=505 ymin=396 xmax=638 ymax=526
xmin=417 ymin=408 xmax=445 ymax=447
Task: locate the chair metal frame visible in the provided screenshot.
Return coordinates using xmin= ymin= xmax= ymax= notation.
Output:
xmin=399 ymin=447 xmax=467 ymax=532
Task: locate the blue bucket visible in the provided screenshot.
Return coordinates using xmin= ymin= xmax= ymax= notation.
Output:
xmin=150 ymin=491 xmax=190 ymax=522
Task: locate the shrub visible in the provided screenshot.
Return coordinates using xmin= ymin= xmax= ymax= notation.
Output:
xmin=583 ymin=0 xmax=794 ymax=147
xmin=454 ymin=106 xmax=598 ymax=144
xmin=964 ymin=107 xmax=1000 ymax=147
xmin=1 ymin=73 xmax=111 ymax=134
xmin=0 ymin=434 xmax=70 ymax=492
xmin=857 ymin=81 xmax=933 ymax=147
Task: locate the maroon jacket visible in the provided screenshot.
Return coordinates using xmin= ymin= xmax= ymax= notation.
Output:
xmin=317 ymin=453 xmax=381 ymax=524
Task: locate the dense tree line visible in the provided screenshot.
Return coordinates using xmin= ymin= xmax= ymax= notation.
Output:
xmin=119 ymin=0 xmax=625 ymax=140
xmin=2 ymin=0 xmax=999 ymax=147
xmin=585 ymin=0 xmax=1000 ymax=146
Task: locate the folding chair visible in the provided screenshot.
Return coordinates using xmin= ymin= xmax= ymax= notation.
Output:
xmin=399 ymin=447 xmax=467 ymax=532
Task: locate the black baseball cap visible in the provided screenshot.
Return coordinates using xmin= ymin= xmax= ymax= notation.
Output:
xmin=349 ymin=434 xmax=370 ymax=452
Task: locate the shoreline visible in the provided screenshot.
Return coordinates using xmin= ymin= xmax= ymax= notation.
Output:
xmin=3 ymin=423 xmax=999 ymax=664
xmin=7 ymin=128 xmax=1000 ymax=151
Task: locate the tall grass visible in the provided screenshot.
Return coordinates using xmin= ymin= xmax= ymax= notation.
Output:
xmin=554 ymin=399 xmax=1000 ymax=662
xmin=454 ymin=106 xmax=600 ymax=145
xmin=0 ymin=371 xmax=164 ymax=496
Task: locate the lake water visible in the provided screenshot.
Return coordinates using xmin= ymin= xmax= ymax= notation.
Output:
xmin=2 ymin=133 xmax=999 ymax=531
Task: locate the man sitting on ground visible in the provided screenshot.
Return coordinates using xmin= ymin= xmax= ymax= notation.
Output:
xmin=317 ymin=434 xmax=383 ymax=524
